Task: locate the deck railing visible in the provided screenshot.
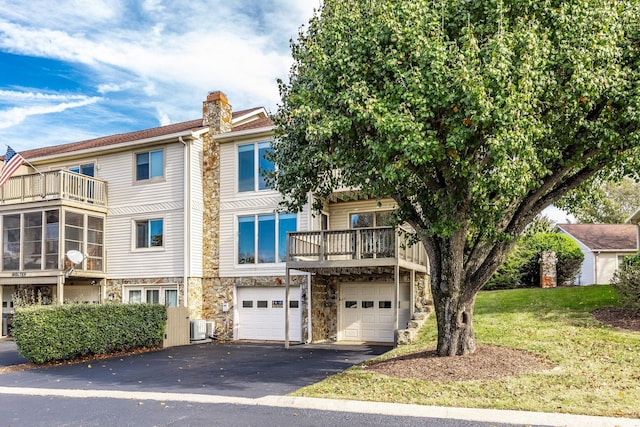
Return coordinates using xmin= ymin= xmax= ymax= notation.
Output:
xmin=0 ymin=170 xmax=107 ymax=206
xmin=287 ymin=226 xmax=427 ymax=266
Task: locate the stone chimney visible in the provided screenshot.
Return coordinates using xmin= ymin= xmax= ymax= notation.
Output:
xmin=202 ymin=91 xmax=232 ymax=134
xmin=196 ymin=91 xmax=231 ymax=328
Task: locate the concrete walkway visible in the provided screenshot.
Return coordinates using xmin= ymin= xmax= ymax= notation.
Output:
xmin=0 ymin=338 xmax=637 ymax=427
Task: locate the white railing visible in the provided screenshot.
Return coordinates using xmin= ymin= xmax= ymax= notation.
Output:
xmin=0 ymin=171 xmax=107 ymax=206
xmin=287 ymin=226 xmax=427 ymax=266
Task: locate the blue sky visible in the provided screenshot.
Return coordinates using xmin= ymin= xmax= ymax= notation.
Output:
xmin=0 ymin=0 xmax=320 ymax=152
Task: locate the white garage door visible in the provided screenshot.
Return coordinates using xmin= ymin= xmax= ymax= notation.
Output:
xmin=237 ymin=287 xmax=302 ymax=342
xmin=339 ymin=282 xmax=395 ymax=343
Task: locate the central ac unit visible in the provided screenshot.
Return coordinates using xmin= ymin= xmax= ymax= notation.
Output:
xmin=190 ymin=319 xmax=206 ymax=341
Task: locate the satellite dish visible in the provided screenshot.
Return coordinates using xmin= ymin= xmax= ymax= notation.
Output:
xmin=66 ymin=250 xmax=85 ymax=265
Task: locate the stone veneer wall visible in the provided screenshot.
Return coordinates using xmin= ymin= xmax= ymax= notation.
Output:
xmin=187 ymin=277 xmax=203 ymax=319
xmin=414 ymin=273 xmax=433 ymax=313
xmin=310 ymin=271 xmax=432 ymax=343
xmin=105 ymin=277 xmax=185 ymax=306
xmin=310 ymin=276 xmax=338 ymax=342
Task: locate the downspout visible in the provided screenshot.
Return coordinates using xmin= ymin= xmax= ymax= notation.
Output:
xmin=394 ymin=265 xmax=399 ymax=347
xmin=180 ymin=136 xmax=190 ymax=309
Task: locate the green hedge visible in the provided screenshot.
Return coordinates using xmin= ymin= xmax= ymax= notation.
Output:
xmin=12 ymin=303 xmax=167 ymax=364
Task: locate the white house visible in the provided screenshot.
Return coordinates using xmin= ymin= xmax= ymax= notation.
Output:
xmin=1 ymin=91 xmax=431 ymax=345
xmin=556 ymin=223 xmax=638 ymax=285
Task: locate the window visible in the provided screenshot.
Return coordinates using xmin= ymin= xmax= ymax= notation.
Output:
xmin=136 ymin=150 xmax=164 ymax=181
xmin=128 ymin=290 xmax=142 ymax=304
xmin=278 ymin=214 xmax=296 ymax=262
xmin=23 ymin=212 xmax=42 ymax=270
xmin=146 ymin=289 xmax=160 ymax=304
xmin=86 ymin=216 xmax=104 ymax=271
xmin=3 ymin=214 xmax=20 ymax=271
xmin=0 ymin=210 xmax=101 ymax=272
xmin=258 ymin=214 xmax=275 ymax=263
xmin=64 ymin=211 xmax=84 ymax=253
xmin=126 ymin=286 xmax=177 ymax=305
xmin=69 ymin=163 xmax=95 ymax=177
xmin=136 ymin=219 xmax=163 ymax=248
xmin=165 ymin=289 xmax=178 ymax=307
xmin=237 ymin=213 xmax=296 ymax=264
xmin=45 ymin=210 xmax=60 ymax=270
xmin=350 ymin=211 xmax=394 ymax=228
xmin=618 ymin=255 xmax=627 ymax=269
xmin=237 ymin=142 xmax=274 ymax=192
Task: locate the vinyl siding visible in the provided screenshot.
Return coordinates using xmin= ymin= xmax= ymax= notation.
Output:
xmin=188 ymin=139 xmax=204 ymax=276
xmin=104 ymin=142 xmax=186 ymax=278
xmin=327 ymin=199 xmax=398 ymax=229
xmin=595 ymin=252 xmax=634 ymax=285
xmin=576 ymin=252 xmax=595 ymax=285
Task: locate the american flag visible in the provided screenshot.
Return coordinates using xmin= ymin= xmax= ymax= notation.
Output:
xmin=0 ymin=146 xmax=25 ymax=188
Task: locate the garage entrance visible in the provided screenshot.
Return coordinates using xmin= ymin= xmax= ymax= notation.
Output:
xmin=338 ymin=282 xmax=396 ymax=343
xmin=237 ymin=286 xmax=302 ymax=342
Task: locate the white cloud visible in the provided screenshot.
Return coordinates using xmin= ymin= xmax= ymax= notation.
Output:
xmin=0 ymin=90 xmax=95 ymax=102
xmin=96 ymin=82 xmax=136 ymax=95
xmin=0 ymin=90 xmax=101 ymax=130
xmin=0 ymin=1 xmax=320 ymax=149
xmin=156 ymin=108 xmax=171 ymax=127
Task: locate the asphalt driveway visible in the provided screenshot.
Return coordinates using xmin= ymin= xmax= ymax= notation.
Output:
xmin=0 ymin=339 xmax=390 ymax=398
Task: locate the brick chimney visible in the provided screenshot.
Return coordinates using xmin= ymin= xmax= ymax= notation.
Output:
xmin=202 ymin=91 xmax=232 ymax=134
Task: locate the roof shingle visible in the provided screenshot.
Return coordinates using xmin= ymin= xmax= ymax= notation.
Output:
xmin=5 ymin=107 xmax=274 ymax=161
xmin=557 ymin=223 xmax=638 ymax=251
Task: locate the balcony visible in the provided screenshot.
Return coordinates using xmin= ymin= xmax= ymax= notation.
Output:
xmin=0 ymin=171 xmax=107 ymax=209
xmin=286 ymin=226 xmax=428 ymax=273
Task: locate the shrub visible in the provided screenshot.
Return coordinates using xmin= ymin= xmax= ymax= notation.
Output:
xmin=485 ymin=232 xmax=584 ymax=290
xmin=12 ymin=303 xmax=167 ymax=364
xmin=484 ymin=243 xmax=537 ymax=290
xmin=611 ymin=253 xmax=640 ymax=314
xmin=519 ymin=233 xmax=584 ymax=287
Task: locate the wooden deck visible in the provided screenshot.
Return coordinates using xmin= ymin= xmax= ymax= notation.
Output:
xmin=0 ymin=171 xmax=107 ymax=209
xmin=286 ymin=227 xmax=428 ymax=273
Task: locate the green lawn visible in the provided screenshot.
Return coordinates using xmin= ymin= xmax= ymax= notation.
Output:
xmin=292 ymin=286 xmax=640 ymax=418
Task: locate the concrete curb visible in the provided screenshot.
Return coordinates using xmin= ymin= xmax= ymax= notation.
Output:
xmin=258 ymin=395 xmax=640 ymax=427
xmin=0 ymin=386 xmax=637 ymax=427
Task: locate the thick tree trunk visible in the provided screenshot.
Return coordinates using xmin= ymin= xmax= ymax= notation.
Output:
xmin=432 ymin=286 xmax=477 ymax=356
xmin=427 ymin=230 xmax=479 ymax=356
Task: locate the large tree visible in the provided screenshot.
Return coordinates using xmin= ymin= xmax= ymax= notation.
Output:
xmin=558 ymin=177 xmax=640 ymax=223
xmin=270 ymin=0 xmax=640 ymax=356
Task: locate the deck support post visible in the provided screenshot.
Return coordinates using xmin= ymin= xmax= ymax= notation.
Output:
xmin=285 ymin=267 xmax=290 ymax=349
